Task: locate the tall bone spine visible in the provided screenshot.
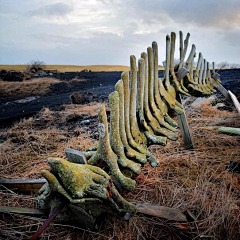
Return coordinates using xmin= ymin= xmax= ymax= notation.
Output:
xmin=88 ymin=105 xmax=136 ymax=191
xmin=152 ymin=41 xmax=178 ymax=127
xmin=137 ymin=57 xmax=167 ymax=146
xmin=122 ymin=71 xmax=159 ymax=167
xmin=115 ymin=80 xmax=147 ymax=165
xmin=147 ymin=46 xmax=179 ymax=138
xmin=109 ymin=91 xmax=141 ymax=175
xmin=129 ymin=55 xmax=148 ymax=148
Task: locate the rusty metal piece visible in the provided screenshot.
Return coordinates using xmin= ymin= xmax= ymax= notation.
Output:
xmin=30 ymin=202 xmax=65 ymax=240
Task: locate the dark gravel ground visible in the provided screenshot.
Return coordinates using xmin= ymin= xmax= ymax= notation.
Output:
xmin=0 ymin=69 xmax=239 ymax=127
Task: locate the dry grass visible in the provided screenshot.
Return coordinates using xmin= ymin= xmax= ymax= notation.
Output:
xmin=0 ymin=78 xmax=63 ymax=101
xmin=0 ymin=65 xmax=130 ymax=72
xmin=0 ymin=65 xmax=165 ymax=72
xmin=0 ymin=101 xmax=240 ymax=239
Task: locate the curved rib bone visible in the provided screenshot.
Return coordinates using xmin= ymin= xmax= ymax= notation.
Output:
xmin=141 ymin=52 xmax=178 ymax=141
xmin=122 ymin=71 xmax=159 ymax=167
xmin=169 ymin=32 xmax=191 ymax=96
xmin=129 ymin=55 xmax=148 ymax=148
xmin=115 ymin=80 xmax=147 ymax=165
xmin=158 ymin=36 xmax=184 ymax=114
xmin=137 ymin=57 xmax=167 ymax=146
xmin=147 ymin=46 xmax=179 ymax=138
xmin=152 ymin=41 xmax=178 ymax=126
xmin=88 ymin=105 xmax=136 ymax=191
xmin=109 ymin=91 xmax=141 ymax=175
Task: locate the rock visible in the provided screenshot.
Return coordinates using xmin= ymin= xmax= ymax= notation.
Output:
xmin=49 ymin=72 xmax=53 ymax=76
xmin=70 ymin=92 xmax=86 ymax=104
xmin=81 ymin=69 xmax=88 ymax=72
xmin=80 ymin=113 xmax=89 ymax=118
xmin=0 ymin=70 xmax=25 ymax=82
xmin=183 ymin=96 xmax=197 ymax=106
xmin=40 ymin=71 xmax=47 ymax=77
xmin=215 ymin=103 xmax=225 ymax=109
xmin=80 ymin=120 xmax=90 ymax=125
xmin=191 ymin=95 xmax=217 ymax=106
xmin=66 ymin=114 xmax=82 ymax=123
xmin=33 ymin=74 xmax=39 ymax=77
xmin=65 ymin=148 xmax=87 ymax=164
xmin=226 ymin=161 xmax=240 ymax=173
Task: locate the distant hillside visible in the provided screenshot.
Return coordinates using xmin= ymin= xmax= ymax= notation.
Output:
xmin=0 ymin=64 xmax=164 ymax=72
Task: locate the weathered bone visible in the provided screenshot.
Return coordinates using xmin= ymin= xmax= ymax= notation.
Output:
xmin=152 ymin=41 xmax=178 ymax=126
xmin=137 ymin=57 xmax=167 ymax=146
xmin=202 ymin=60 xmax=213 ymax=93
xmin=207 ymin=62 xmax=216 ymax=92
xmin=129 ymin=55 xmax=148 ymax=147
xmin=169 ymin=32 xmax=190 ymax=96
xmin=109 ymin=91 xmax=141 ymax=175
xmin=38 ymin=158 xmax=136 ymax=228
xmin=122 ymin=71 xmax=159 ymax=167
xmin=157 ymin=37 xmax=184 ymax=114
xmin=115 ymin=80 xmax=147 ymax=164
xmin=165 ymin=34 xmax=177 ymax=98
xmin=179 ymin=31 xmax=190 ymax=69
xmin=141 ymin=52 xmax=178 ymax=141
xmin=88 ymin=105 xmax=136 ymax=191
xmin=147 ymin=46 xmax=178 ymax=138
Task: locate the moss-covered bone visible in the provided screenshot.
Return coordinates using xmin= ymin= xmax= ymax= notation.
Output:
xmin=121 ymin=71 xmax=159 ymax=167
xmin=152 ymin=41 xmax=179 ymax=126
xmin=137 ymin=57 xmax=167 ymax=146
xmin=140 ymin=52 xmax=178 ymax=142
xmin=38 ymin=158 xmax=136 ymax=227
xmin=115 ymin=79 xmax=148 ymax=165
xmin=147 ymin=46 xmax=178 ymax=137
xmin=155 ymin=38 xmax=183 ymax=115
xmin=129 ymin=55 xmax=148 ymax=148
xmin=169 ymin=32 xmax=191 ymax=96
xmin=109 ymin=91 xmax=141 ymax=175
xmin=88 ymin=105 xmax=136 ymax=191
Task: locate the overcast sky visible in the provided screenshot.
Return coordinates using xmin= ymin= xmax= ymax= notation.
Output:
xmin=0 ymin=0 xmax=240 ymax=66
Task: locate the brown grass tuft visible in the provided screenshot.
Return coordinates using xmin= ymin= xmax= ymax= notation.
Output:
xmin=0 ymin=78 xmax=63 ymax=102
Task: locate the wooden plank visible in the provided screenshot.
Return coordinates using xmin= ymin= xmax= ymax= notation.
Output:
xmin=0 ymin=179 xmax=46 ymax=194
xmin=211 ymin=80 xmax=231 ymax=101
xmin=177 ymin=94 xmax=194 ymax=150
xmin=0 ymin=206 xmax=46 ymax=216
xmin=217 ymin=127 xmax=240 ymax=135
xmin=228 ymin=90 xmax=240 ymax=115
xmin=130 ymin=201 xmax=187 ymax=222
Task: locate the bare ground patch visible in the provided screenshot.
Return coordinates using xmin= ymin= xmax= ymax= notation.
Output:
xmin=0 ymin=78 xmax=63 ymax=102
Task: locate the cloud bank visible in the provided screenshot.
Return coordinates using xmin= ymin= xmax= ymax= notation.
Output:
xmin=0 ymin=0 xmax=239 ymax=65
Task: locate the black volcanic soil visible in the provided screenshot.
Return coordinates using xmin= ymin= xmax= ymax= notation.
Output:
xmin=0 ymin=69 xmax=240 ymax=127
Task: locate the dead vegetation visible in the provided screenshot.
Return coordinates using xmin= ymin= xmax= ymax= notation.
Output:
xmin=0 ymin=100 xmax=240 ymax=239
xmin=0 ymin=78 xmax=63 ymax=102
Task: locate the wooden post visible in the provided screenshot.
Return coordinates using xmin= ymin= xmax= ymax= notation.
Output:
xmin=177 ymin=94 xmax=194 ymax=150
xmin=211 ymin=79 xmax=231 ymax=101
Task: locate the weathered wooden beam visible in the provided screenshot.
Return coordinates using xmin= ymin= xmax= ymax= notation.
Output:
xmin=211 ymin=80 xmax=231 ymax=101
xmin=177 ymin=95 xmax=194 ymax=150
xmin=0 ymin=206 xmax=46 ymax=216
xmin=0 ymin=179 xmax=46 ymax=194
xmin=130 ymin=201 xmax=187 ymax=222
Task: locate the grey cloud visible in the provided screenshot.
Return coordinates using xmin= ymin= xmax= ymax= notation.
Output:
xmin=27 ymin=2 xmax=73 ymax=18
xmin=110 ymin=0 xmax=240 ymax=29
xmin=220 ymin=30 xmax=240 ymax=48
